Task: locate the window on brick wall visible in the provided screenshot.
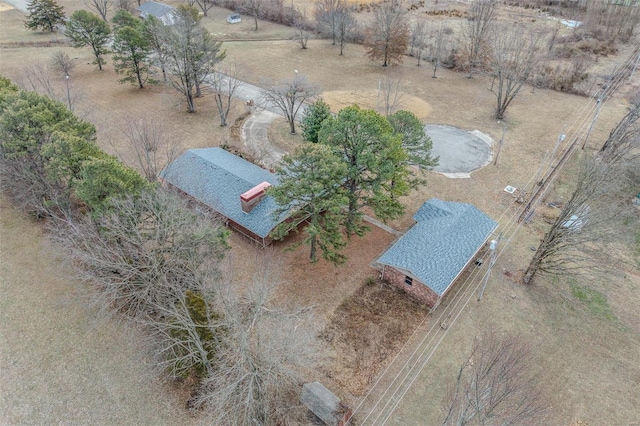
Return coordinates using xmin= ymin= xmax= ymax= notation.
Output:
xmin=405 ymin=276 xmax=413 ymax=286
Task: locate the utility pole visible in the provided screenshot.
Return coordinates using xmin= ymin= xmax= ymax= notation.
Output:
xmin=478 ymin=238 xmax=499 ymax=301
xmin=582 ymin=97 xmax=602 ymax=149
xmin=519 ymin=130 xmax=566 ymax=223
xmin=64 ymin=74 xmax=72 ymax=111
xmin=493 ymin=124 xmax=507 ymax=166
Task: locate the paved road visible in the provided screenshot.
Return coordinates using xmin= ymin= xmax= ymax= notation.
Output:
xmin=220 ymin=74 xmax=308 ymax=117
xmin=221 ymin=76 xmax=307 ymax=170
xmin=425 ymin=124 xmax=493 ymax=178
xmin=230 ymin=76 xmax=493 ymax=179
xmin=241 ymin=109 xmax=284 ymax=170
xmin=3 ymin=0 xmax=27 ymax=12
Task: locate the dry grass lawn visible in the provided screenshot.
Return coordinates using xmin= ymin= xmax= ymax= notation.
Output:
xmin=321 ymin=279 xmax=430 ymax=397
xmin=1 ymin=1 xmax=639 ymax=424
xmin=0 ymin=197 xmax=207 ymax=425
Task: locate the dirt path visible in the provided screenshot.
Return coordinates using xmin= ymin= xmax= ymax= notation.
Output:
xmin=0 ymin=198 xmax=203 ymax=425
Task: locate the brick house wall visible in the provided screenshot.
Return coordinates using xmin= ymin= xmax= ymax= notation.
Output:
xmin=382 ymin=266 xmax=439 ymax=308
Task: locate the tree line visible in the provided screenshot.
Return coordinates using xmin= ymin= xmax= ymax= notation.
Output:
xmin=26 ymin=1 xmax=228 ymax=115
xmin=0 ymin=77 xmax=317 ymax=424
xmin=267 ymin=100 xmax=438 ymax=265
xmin=25 ymin=0 xmax=640 ymax=120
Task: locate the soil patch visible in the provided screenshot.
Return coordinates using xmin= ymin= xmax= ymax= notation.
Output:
xmin=321 ymin=279 xmax=430 ymax=397
xmin=321 ymin=89 xmax=433 ymax=120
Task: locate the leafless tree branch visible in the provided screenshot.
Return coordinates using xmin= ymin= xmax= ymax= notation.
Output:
xmin=121 ymin=114 xmax=178 ymax=182
xmin=442 ymin=330 xmax=546 ymax=426
xmin=193 ymin=249 xmax=319 ymax=425
xmin=462 ymin=0 xmax=497 ymax=77
xmin=524 ymin=155 xmax=635 ymax=284
xmin=86 ymin=0 xmax=110 ymax=21
xmin=260 ymin=74 xmax=319 ymax=134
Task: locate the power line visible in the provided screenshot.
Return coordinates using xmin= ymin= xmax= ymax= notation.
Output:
xmin=347 ymin=39 xmax=640 ymax=425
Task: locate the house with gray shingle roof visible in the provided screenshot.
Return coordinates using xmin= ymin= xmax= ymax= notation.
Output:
xmin=376 ymin=199 xmax=497 ymax=309
xmin=160 ymin=148 xmax=291 ymax=247
xmin=137 ymin=1 xmax=176 ymax=25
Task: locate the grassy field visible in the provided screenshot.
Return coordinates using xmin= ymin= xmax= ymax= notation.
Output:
xmin=0 ymin=198 xmax=207 ymax=425
xmin=1 ymin=0 xmax=639 ymax=424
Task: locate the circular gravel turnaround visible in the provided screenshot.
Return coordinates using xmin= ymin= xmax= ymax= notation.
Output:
xmin=425 ymin=124 xmax=493 ymax=175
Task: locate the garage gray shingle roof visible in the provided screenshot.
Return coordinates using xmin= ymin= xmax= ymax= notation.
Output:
xmin=378 ymin=199 xmax=497 ymax=296
xmin=160 ymin=148 xmax=285 ymax=239
xmin=137 ymin=1 xmax=174 ymax=18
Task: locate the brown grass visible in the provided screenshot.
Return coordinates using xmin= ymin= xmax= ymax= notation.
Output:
xmin=321 ymin=89 xmax=433 ymax=119
xmin=0 ymin=197 xmax=205 ymax=424
xmin=267 ymin=117 xmax=305 ymax=153
xmin=321 ymin=279 xmax=430 ymax=397
xmin=1 ymin=1 xmax=639 ymax=424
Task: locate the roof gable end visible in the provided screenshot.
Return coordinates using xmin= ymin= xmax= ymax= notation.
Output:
xmin=378 ymin=199 xmax=497 ymax=297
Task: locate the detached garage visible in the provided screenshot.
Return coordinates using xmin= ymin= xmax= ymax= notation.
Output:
xmin=377 ymin=199 xmax=497 ymax=310
xmin=137 ymin=1 xmax=176 ymax=25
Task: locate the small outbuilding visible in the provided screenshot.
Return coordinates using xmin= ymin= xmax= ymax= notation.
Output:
xmin=227 ymin=13 xmax=242 ymax=24
xmin=300 ymin=382 xmax=351 ymax=426
xmin=160 ymin=148 xmax=292 ymax=247
xmin=376 ymin=199 xmax=497 ymax=309
xmin=137 ymin=1 xmax=176 ymax=25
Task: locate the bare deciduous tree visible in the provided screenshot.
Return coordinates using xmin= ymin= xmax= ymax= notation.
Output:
xmin=193 ymin=250 xmax=319 ymax=425
xmin=18 ymin=61 xmax=82 ymax=111
xmin=261 ymin=74 xmax=319 ymax=134
xmin=583 ymin=0 xmax=640 ymax=43
xmin=145 ymin=287 xmax=222 ymax=379
xmin=523 ymin=156 xmax=632 ymax=284
xmin=441 ymin=331 xmax=546 ymax=426
xmin=293 ymin=13 xmax=313 ymax=49
xmin=61 ymin=189 xmax=229 ymax=318
xmin=242 ymin=0 xmax=263 ymax=31
xmin=50 ymin=50 xmax=76 ymax=77
xmin=194 ymin=0 xmax=214 ymax=17
xmin=335 ymin=6 xmax=356 ymax=56
xmin=86 ymin=0 xmax=110 ymax=21
xmin=315 ymin=0 xmax=345 ymax=45
xmin=365 ymin=3 xmax=409 ymax=67
xmin=18 ymin=61 xmax=59 ymax=99
xmin=427 ymin=23 xmax=450 ymax=78
xmin=410 ymin=20 xmax=427 ymax=66
xmin=490 ymin=25 xmax=543 ymax=120
xmin=599 ymin=94 xmax=640 ymax=164
xmin=378 ymin=75 xmax=403 ymax=116
xmin=159 ymin=6 xmax=226 ymax=112
xmin=121 ymin=115 xmax=177 ymax=182
xmin=462 ymin=0 xmax=497 ymax=77
xmin=0 ymin=142 xmax=72 ymax=218
xmin=210 ymin=63 xmax=243 ymax=127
